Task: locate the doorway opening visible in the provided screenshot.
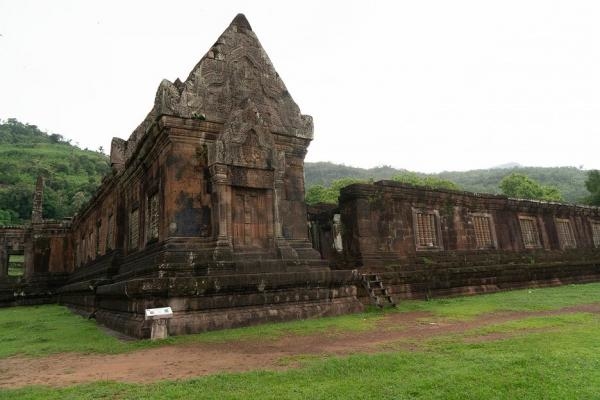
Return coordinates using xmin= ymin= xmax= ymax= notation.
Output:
xmin=8 ymin=254 xmax=24 ymax=277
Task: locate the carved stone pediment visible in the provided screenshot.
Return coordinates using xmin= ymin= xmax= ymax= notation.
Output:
xmin=213 ymin=99 xmax=274 ymax=170
xmin=116 ymin=14 xmax=314 ymax=169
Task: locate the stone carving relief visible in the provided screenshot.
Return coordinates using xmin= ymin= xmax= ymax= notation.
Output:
xmin=212 ymin=99 xmax=273 ymax=170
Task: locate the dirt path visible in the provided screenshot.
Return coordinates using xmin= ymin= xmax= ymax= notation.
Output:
xmin=2 ymin=304 xmax=599 ymax=389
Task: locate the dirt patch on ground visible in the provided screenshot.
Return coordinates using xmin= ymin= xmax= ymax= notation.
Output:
xmin=1 ymin=303 xmax=599 ymax=389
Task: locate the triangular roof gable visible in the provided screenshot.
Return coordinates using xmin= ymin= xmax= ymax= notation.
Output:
xmin=121 ymin=14 xmax=312 ymax=164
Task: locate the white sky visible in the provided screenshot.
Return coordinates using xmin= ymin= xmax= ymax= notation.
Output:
xmin=1 ymin=0 xmax=598 ymax=173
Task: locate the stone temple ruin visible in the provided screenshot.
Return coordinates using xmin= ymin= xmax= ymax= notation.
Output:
xmin=1 ymin=14 xmax=600 ymax=338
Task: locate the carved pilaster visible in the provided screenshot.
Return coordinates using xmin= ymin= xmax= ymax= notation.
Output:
xmin=23 ymin=238 xmax=34 ymax=279
xmin=210 ymin=164 xmax=233 ymax=261
xmin=272 ymin=150 xmax=298 ymax=261
xmin=273 ymin=150 xmax=285 ymax=240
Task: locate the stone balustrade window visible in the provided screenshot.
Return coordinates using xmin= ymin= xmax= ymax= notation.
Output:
xmin=519 ymin=216 xmax=542 ymax=249
xmin=472 ymin=214 xmax=495 ymax=249
xmin=148 ymin=194 xmax=159 ymax=241
xmin=129 ymin=208 xmax=139 ymax=250
xmin=555 ymin=218 xmax=576 ymax=249
xmin=414 ymin=210 xmax=442 ymax=250
xmin=592 ymin=221 xmax=600 ymax=248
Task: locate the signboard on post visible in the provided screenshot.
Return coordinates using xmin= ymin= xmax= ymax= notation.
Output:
xmin=145 ymin=307 xmax=173 ymax=340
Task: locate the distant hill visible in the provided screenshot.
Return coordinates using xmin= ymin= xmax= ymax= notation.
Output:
xmin=305 ymin=162 xmax=589 ymax=204
xmin=0 ymin=118 xmax=590 ymax=227
xmin=491 ymin=162 xmax=522 ymax=169
xmin=0 ymin=118 xmax=110 ymax=225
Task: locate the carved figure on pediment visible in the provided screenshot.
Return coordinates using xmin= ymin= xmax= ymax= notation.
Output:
xmin=214 ymin=98 xmax=274 ymax=169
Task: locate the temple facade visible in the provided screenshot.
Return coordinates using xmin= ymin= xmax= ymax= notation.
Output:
xmin=1 ymin=14 xmax=600 ymax=338
xmin=1 ymin=14 xmax=363 ymax=337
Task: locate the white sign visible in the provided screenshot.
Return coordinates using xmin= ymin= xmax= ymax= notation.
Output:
xmin=145 ymin=307 xmax=173 ymax=320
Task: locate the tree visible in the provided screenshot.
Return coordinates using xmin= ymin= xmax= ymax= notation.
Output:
xmin=499 ymin=173 xmax=563 ymax=202
xmin=392 ymin=172 xmax=460 ymax=190
xmin=305 ymin=178 xmax=367 ymax=205
xmin=49 ymin=133 xmax=64 ymax=143
xmin=0 ymin=209 xmax=19 ymax=226
xmin=584 ymin=170 xmax=600 ymax=205
xmin=305 ymin=185 xmax=331 ymax=205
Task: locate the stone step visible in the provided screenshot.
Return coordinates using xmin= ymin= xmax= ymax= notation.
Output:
xmin=361 ymin=273 xmax=396 ymax=308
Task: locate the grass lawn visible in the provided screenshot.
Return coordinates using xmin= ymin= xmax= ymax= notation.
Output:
xmin=393 ymin=281 xmax=600 ymax=318
xmin=0 ymin=305 xmax=386 ymax=359
xmin=2 ymin=283 xmax=600 ymax=399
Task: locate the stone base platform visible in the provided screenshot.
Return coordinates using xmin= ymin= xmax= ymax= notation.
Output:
xmin=359 ymin=250 xmax=600 ymax=302
xmin=59 ymin=270 xmax=363 ymax=338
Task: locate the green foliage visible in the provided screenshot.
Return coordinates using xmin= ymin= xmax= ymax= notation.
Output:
xmin=0 ymin=209 xmax=19 ymax=226
xmin=438 ymin=166 xmax=586 ymax=202
xmin=305 ymin=162 xmax=589 ymax=203
xmin=391 ymin=172 xmax=460 ymax=190
xmin=305 ymin=173 xmax=460 ymax=206
xmin=305 ymin=177 xmax=368 ymax=205
xmin=0 ymin=118 xmax=110 ymax=223
xmin=305 ymin=162 xmax=403 ymax=187
xmin=499 ymin=172 xmax=563 ymax=201
xmin=305 ymin=185 xmax=332 ymax=205
xmin=584 ymin=170 xmax=600 ymax=205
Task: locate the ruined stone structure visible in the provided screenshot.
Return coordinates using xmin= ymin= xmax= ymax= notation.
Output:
xmin=55 ymin=14 xmax=361 ymax=337
xmin=1 ymin=14 xmax=600 ymax=337
xmin=309 ymin=181 xmax=600 ymax=302
xmin=0 ymin=175 xmax=72 ymax=306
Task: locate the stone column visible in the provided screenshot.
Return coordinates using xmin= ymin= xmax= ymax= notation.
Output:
xmin=23 ymin=237 xmax=34 ymax=279
xmin=272 ymin=150 xmax=298 ymax=260
xmin=210 ymin=164 xmax=233 ymax=261
xmin=31 ymin=175 xmax=44 ymax=224
xmin=273 ymin=177 xmax=284 ymax=240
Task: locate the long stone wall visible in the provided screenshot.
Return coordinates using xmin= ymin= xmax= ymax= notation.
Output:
xmin=320 ymin=181 xmax=600 ymax=299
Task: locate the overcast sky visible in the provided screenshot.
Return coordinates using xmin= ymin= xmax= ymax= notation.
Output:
xmin=1 ymin=0 xmax=598 ymax=173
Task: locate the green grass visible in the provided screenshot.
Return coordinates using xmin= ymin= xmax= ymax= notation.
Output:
xmin=0 ymin=305 xmax=385 ymax=359
xmin=2 ymin=283 xmax=600 ymax=359
xmin=393 ymin=283 xmax=600 ymax=319
xmin=3 ymin=311 xmax=600 ymax=399
xmin=2 ymin=283 xmax=600 ymax=398
xmin=0 ymin=306 xmax=138 ymax=358
xmin=461 ymin=312 xmax=596 ymax=337
xmin=176 ymin=309 xmax=383 ymax=344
